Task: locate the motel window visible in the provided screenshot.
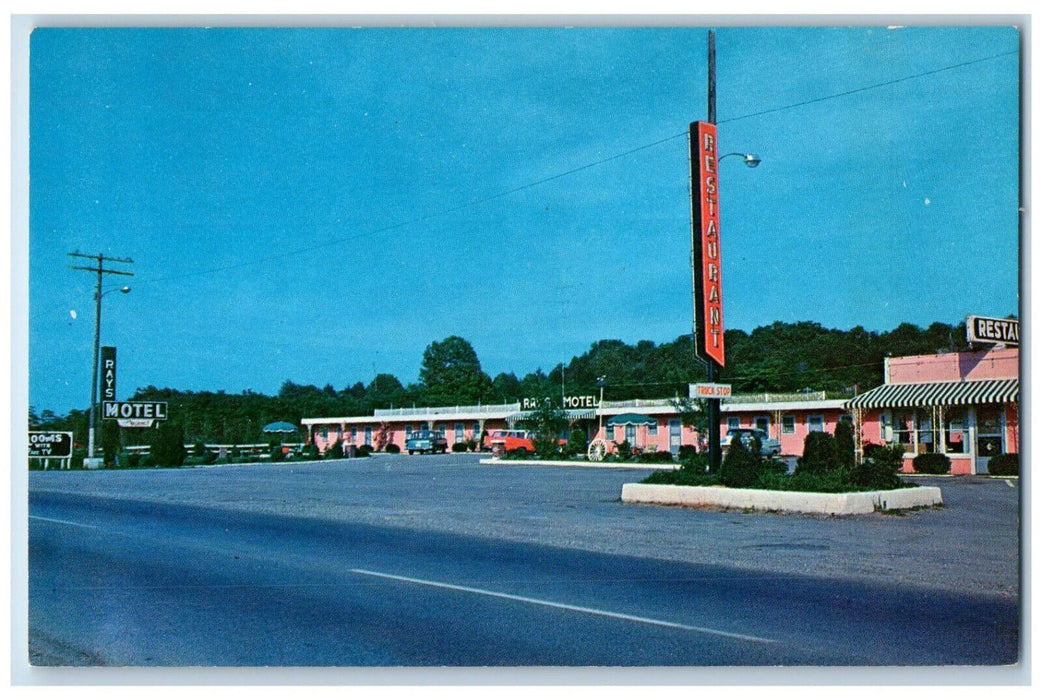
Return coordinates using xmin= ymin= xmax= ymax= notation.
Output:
xmin=320 ymin=427 xmax=328 ymax=440
xmin=625 ymin=424 xmax=637 ymax=444
xmin=754 ymin=416 xmax=769 ymax=435
xmin=472 ymin=422 xmax=480 ymax=438
xmin=726 ymin=416 xmax=740 ymax=431
xmin=364 ymin=426 xmax=372 ymax=446
xmin=336 ymin=426 xmax=343 ymax=439
xmin=781 ymin=415 xmax=796 ymax=434
xmin=648 ymin=421 xmax=658 ymax=437
xmin=808 ymin=415 xmax=824 ymax=433
xmin=455 ymin=423 xmax=465 ymax=443
xmin=350 ymin=427 xmax=357 ymax=443
xmin=435 ymin=423 xmax=445 ymax=436
xmin=604 ymin=425 xmax=615 ymax=442
xmin=405 ymin=425 xmax=413 ymax=438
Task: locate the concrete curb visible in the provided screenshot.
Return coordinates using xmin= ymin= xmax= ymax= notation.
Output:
xmin=479 ymin=458 xmax=679 ymax=470
xmin=620 ymin=483 xmax=943 ymax=515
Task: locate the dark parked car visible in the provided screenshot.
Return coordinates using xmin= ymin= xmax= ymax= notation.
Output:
xmin=723 ymin=428 xmax=782 ymax=456
xmin=406 ymin=430 xmax=448 ymax=455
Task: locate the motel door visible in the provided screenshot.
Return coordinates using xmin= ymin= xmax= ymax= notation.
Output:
xmin=975 ymin=407 xmax=1005 ymax=474
xmin=669 ymin=419 xmax=682 ymax=456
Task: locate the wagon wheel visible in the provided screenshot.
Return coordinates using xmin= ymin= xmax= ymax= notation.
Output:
xmin=587 ymin=439 xmax=607 ymax=462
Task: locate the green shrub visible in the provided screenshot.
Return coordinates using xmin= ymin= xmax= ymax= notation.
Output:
xmin=642 ymin=466 xmax=720 ymax=486
xmin=202 ymin=450 xmax=218 ymax=465
xmin=270 ymin=446 xmax=286 ymax=462
xmin=614 ymin=440 xmax=634 ymax=460
xmin=852 ymin=443 xmax=905 ymax=489
xmin=451 ymin=442 xmax=469 ymax=453
xmin=565 ymin=429 xmax=588 ymax=457
xmin=326 ymin=442 xmax=344 ymax=459
xmin=912 ymin=452 xmax=950 ymax=474
xmin=356 ymin=444 xmax=373 ymax=457
xmin=834 ymin=418 xmax=856 ymax=471
xmin=719 ymin=438 xmax=760 ymax=488
xmin=385 ymin=443 xmax=401 ymax=454
xmin=677 ymin=445 xmax=699 ymax=463
xmin=467 ymin=439 xmax=478 ymax=452
xmin=796 ymin=431 xmax=836 ymax=475
xmin=680 ymin=450 xmax=710 ymax=473
xmin=193 ymin=441 xmax=207 ymax=457
xmin=637 ymin=450 xmax=676 ymax=464
xmin=988 ymin=453 xmax=1019 ymax=476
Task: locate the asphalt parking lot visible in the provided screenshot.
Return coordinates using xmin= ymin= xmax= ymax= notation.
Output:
xmin=26 ymin=452 xmax=1021 ymax=598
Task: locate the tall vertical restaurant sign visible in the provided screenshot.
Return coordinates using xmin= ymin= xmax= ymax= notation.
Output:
xmin=101 ymin=346 xmax=116 ymax=402
xmin=690 ymin=121 xmax=725 ymax=367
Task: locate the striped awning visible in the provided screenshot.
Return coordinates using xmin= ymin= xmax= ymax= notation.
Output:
xmin=848 ymin=378 xmax=1019 ymax=409
xmin=507 ymin=409 xmax=598 ymax=422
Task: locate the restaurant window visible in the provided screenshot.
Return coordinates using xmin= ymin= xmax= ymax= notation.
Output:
xmin=944 ymin=409 xmax=968 ymax=454
xmin=754 ymin=416 xmax=770 ymax=435
xmin=916 ymin=412 xmax=936 ymax=453
xmin=781 ymin=415 xmax=796 ymax=434
xmin=894 ymin=412 xmax=914 ymax=451
xmin=726 ymin=416 xmax=740 ymax=431
xmin=808 ymin=415 xmax=824 ymax=433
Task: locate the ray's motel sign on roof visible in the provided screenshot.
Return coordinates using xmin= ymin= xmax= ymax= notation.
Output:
xmin=691 ymin=121 xmax=725 ymax=367
xmin=966 ymin=315 xmax=1019 ymax=346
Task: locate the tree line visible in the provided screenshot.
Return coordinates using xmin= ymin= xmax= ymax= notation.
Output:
xmin=30 ymin=319 xmax=977 ymax=447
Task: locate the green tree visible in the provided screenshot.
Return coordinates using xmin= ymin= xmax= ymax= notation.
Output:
xmin=519 ymin=398 xmax=569 ymax=459
xmin=419 ymin=336 xmax=493 ymax=406
xmin=100 ymin=419 xmax=121 ymax=467
xmin=149 ymin=422 xmax=186 ymax=467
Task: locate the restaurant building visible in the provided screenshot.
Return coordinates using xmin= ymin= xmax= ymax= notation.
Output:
xmin=847 ymin=346 xmax=1019 ymax=475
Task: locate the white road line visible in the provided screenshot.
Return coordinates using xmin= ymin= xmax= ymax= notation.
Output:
xmin=351 ymin=568 xmax=775 ymax=644
xmin=29 ymin=515 xmax=100 ymax=529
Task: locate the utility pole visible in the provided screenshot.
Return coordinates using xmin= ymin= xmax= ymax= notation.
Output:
xmin=705 ymin=29 xmax=722 ymax=474
xmin=69 ymin=252 xmax=134 ymax=466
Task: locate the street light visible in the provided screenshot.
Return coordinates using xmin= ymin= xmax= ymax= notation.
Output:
xmin=720 ymin=152 xmax=761 ymax=168
xmin=86 ymin=285 xmax=131 ymax=467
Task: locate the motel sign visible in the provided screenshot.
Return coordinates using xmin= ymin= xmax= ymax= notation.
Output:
xmin=102 ymin=401 xmax=169 ymax=428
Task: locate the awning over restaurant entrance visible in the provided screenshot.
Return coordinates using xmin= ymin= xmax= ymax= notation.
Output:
xmin=847 ymin=378 xmax=1019 ymax=409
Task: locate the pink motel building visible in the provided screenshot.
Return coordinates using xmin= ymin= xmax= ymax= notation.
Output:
xmin=299 ymin=347 xmax=1018 ymax=472
xmin=848 ymin=346 xmax=1019 ymax=475
xmin=300 ymin=393 xmax=854 ymax=458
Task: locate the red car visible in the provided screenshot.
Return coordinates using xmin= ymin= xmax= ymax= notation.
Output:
xmin=485 ymin=429 xmax=566 ymax=454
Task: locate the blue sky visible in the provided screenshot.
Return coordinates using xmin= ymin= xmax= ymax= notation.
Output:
xmin=23 ymin=24 xmax=1021 ymax=415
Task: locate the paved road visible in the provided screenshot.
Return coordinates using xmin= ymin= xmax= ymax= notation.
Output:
xmin=26 ymin=454 xmax=1021 ymax=668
